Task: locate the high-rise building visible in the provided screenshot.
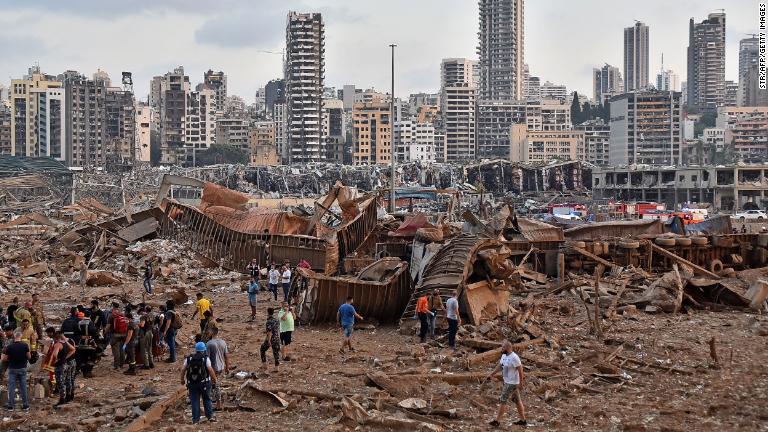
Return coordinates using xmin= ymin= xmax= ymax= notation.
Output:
xmin=609 ymin=90 xmax=682 ymax=166
xmin=323 ymin=98 xmax=345 ymax=162
xmin=201 ymin=70 xmax=227 ymax=113
xmin=687 ymin=12 xmax=726 ymax=112
xmin=273 ymin=102 xmax=288 ymax=162
xmin=593 ymin=64 xmax=624 ymax=103
xmin=0 ymin=104 xmax=11 ymax=155
xmin=738 ymin=38 xmax=760 ymax=106
xmin=741 ymin=64 xmax=768 ymax=107
xmin=285 ymin=12 xmax=325 ymax=163
xmin=10 ymin=66 xmax=66 ymax=160
xmin=575 ymin=119 xmax=610 ymax=166
xmin=476 ymin=101 xmax=526 ymax=159
xmin=341 ymin=84 xmax=357 ymax=111
xmin=265 ymin=79 xmax=285 ymax=115
xmin=135 ymin=102 xmax=151 ymax=162
xmin=624 ymin=21 xmax=649 ymax=91
xmin=105 ymin=86 xmax=136 ymax=164
xmin=478 ymin=0 xmax=525 ymax=101
xmin=441 ymin=58 xmax=478 ymax=89
xmin=61 ymin=71 xmax=108 ymax=167
xmin=352 ymin=102 xmax=392 ymax=165
xmin=443 ymin=83 xmax=477 ymax=162
xmin=184 ymin=88 xmax=217 ymax=164
xmin=151 ymin=67 xmax=191 ymax=165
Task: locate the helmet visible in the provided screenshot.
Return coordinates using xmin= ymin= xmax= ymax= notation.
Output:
xmin=76 ymin=312 xmax=85 ymax=319
xmin=195 ymin=342 xmax=207 ymax=352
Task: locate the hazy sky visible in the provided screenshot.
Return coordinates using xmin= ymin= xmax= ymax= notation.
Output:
xmin=0 ymin=0 xmax=758 ymax=102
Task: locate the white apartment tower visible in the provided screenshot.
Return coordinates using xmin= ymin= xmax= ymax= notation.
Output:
xmin=285 ymin=12 xmax=325 ymax=163
xmin=593 ymin=64 xmax=623 ymax=103
xmin=478 ymin=0 xmax=525 ymax=101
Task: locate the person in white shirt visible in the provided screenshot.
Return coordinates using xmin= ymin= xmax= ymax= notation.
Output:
xmin=281 ymin=265 xmax=292 ymax=303
xmin=268 ymin=265 xmax=280 ymax=301
xmin=484 ymin=339 xmax=527 ymax=427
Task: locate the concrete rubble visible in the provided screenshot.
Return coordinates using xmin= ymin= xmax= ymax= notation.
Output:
xmin=0 ymin=156 xmax=766 ymax=430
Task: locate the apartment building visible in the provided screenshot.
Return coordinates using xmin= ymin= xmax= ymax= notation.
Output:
xmin=10 ymin=67 xmax=66 ymax=160
xmin=215 ymin=117 xmax=251 ymax=150
xmin=687 ymin=12 xmax=726 ymax=112
xmin=0 ymin=105 xmax=11 ymax=155
xmin=135 ymin=102 xmax=151 ymax=162
xmin=394 ymin=120 xmax=435 ymax=163
xmin=510 ymin=124 xmax=584 ymax=163
xmin=61 ymin=71 xmax=108 ymax=167
xmin=352 ymin=102 xmax=392 ymax=165
xmin=184 ymin=88 xmax=216 ymax=165
xmin=442 ymin=83 xmax=477 ymax=162
xmin=593 ymin=64 xmax=624 ymax=103
xmin=441 ymin=58 xmax=478 ymax=89
xmin=151 ymin=67 xmax=190 ymax=165
xmin=105 ymin=87 xmax=136 ymax=163
xmin=608 ymin=91 xmax=683 ymax=166
xmin=539 ymin=81 xmax=568 ymax=104
xmin=476 ymin=101 xmax=526 ymax=159
xmin=285 ymin=12 xmax=325 ymax=163
xmin=525 ymin=101 xmax=571 ymax=131
xmin=323 ymin=98 xmax=345 ymax=163
xmin=201 ymin=70 xmax=227 ymax=112
xmin=250 ymin=122 xmax=278 ymax=166
xmin=738 ymin=37 xmax=759 ymax=106
xmin=575 ymin=119 xmax=610 ymax=166
xmin=478 ymin=0 xmax=525 ymax=101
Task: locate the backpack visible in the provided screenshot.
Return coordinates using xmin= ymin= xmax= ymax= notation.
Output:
xmin=170 ymin=310 xmax=183 ymax=330
xmin=186 ymin=354 xmax=209 ymax=384
xmin=112 ymin=313 xmax=128 ymax=335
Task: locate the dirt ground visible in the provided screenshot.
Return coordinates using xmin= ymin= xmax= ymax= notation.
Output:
xmin=1 ymin=278 xmax=767 ymax=432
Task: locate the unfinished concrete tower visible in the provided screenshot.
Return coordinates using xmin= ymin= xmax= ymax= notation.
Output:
xmin=477 ymin=0 xmax=525 ymax=101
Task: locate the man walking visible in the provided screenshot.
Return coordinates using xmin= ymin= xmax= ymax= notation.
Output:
xmin=337 ymin=297 xmax=363 ymax=354
xmin=2 ymin=330 xmax=30 ymax=411
xmin=268 ymin=265 xmax=280 ymax=301
xmin=281 ymin=265 xmax=292 ymax=303
xmin=181 ymin=342 xmax=217 ymax=424
xmin=485 ymin=340 xmax=527 ymax=427
xmin=190 ymin=293 xmax=212 ymax=333
xmin=205 ymin=328 xmax=229 ymax=410
xmin=446 ymin=290 xmax=461 ymax=349
xmin=259 ymin=308 xmax=280 ymax=372
xmin=415 ymin=294 xmax=430 ymax=343
xmin=427 ymin=289 xmax=444 ymax=339
xmin=247 ymin=276 xmax=259 ymax=322
xmin=277 ymin=301 xmax=295 ymax=361
xmin=142 ymin=259 xmax=153 ymax=295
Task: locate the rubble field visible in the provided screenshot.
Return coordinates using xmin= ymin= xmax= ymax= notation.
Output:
xmin=0 ymin=276 xmax=766 ymax=431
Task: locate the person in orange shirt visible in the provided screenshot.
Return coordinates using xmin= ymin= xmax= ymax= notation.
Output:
xmin=415 ymin=295 xmax=430 ymax=343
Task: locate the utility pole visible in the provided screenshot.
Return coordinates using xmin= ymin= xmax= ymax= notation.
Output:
xmin=389 ymin=43 xmax=397 ymax=214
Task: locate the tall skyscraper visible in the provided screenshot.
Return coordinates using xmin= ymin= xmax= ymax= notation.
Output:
xmin=624 ymin=21 xmax=649 ymax=92
xmin=151 ymin=67 xmax=191 ymax=165
xmin=738 ymin=37 xmax=760 ymax=106
xmin=285 ymin=12 xmax=325 ymax=163
xmin=105 ymin=85 xmax=136 ymax=164
xmin=593 ymin=64 xmax=624 ymax=102
xmin=440 ymin=58 xmax=478 ymax=162
xmin=478 ymin=0 xmax=525 ymax=101
xmin=687 ymin=12 xmax=726 ymax=112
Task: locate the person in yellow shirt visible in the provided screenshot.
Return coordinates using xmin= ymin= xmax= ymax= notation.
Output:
xmin=19 ymin=319 xmax=37 ymax=351
xmin=190 ymin=293 xmax=213 ymax=333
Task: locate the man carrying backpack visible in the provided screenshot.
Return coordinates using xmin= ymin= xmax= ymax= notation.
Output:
xmin=181 ymin=342 xmax=217 ymax=424
xmin=106 ymin=303 xmax=127 ymax=370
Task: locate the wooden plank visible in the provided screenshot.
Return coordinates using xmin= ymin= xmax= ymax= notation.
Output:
xmin=650 ymin=244 xmax=720 ymax=279
xmin=569 ymin=246 xmax=619 ymax=270
xmin=123 ymin=386 xmax=186 ymax=432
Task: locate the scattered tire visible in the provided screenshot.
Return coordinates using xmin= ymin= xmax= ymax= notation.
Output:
xmin=619 ymin=240 xmax=640 ymax=249
xmin=709 ymin=259 xmax=723 ymax=274
xmin=655 ymin=237 xmax=676 ymax=247
xmin=690 ymin=236 xmax=708 ymax=246
xmin=675 ymin=237 xmax=692 ymax=247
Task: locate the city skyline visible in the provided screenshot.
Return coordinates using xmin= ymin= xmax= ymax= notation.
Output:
xmin=0 ymin=0 xmax=755 ymax=101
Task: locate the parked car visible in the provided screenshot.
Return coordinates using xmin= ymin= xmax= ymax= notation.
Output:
xmin=733 ymin=209 xmax=767 ymax=220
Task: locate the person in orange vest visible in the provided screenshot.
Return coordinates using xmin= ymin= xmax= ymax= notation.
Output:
xmin=415 ymin=295 xmax=430 ymax=343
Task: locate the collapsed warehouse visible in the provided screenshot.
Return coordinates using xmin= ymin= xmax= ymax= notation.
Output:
xmin=0 ymin=155 xmax=766 ymax=430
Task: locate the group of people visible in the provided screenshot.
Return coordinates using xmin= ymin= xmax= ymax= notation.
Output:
xmin=415 ymin=289 xmax=461 ymax=347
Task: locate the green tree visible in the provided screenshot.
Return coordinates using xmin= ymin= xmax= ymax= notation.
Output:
xmin=195 ymin=144 xmax=249 ymax=166
xmin=570 ymin=92 xmax=583 ymax=125
xmin=582 ymin=101 xmax=592 ymax=121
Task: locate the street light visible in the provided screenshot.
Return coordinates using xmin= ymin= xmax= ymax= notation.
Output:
xmin=390 ymin=43 xmax=397 ymax=214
